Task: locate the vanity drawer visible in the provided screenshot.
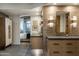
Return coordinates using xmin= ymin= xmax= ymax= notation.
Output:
xmin=48 ymin=48 xmax=64 ymax=56
xmin=75 ymin=47 xmax=79 ymax=55
xmin=63 ymin=47 xmax=77 ymax=56
xmin=47 ymin=40 xmax=79 ymax=56
xmin=63 ymin=40 xmax=76 ymax=47
xmin=64 ymin=50 xmax=76 ymax=56
xmin=76 ymin=40 xmax=79 ymax=55
xmin=48 ymin=40 xmax=64 ymax=48
xmin=76 ymin=41 xmax=79 ymax=47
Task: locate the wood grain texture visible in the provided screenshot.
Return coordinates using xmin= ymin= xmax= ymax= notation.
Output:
xmin=47 ymin=39 xmax=79 ymax=56
xmin=0 ymin=16 xmax=5 ymax=49
xmin=30 ymin=36 xmax=43 ymax=49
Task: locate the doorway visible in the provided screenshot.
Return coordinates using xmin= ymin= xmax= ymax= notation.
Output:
xmin=20 ymin=16 xmax=31 ymax=47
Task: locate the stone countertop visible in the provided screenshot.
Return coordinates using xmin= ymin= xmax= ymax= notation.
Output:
xmin=47 ymin=36 xmax=79 ymax=39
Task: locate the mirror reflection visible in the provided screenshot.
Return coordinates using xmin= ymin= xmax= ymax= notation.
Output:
xmin=56 ymin=11 xmax=69 ymax=35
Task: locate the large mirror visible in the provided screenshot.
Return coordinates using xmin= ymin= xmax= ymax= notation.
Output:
xmin=55 ymin=11 xmax=69 ymax=35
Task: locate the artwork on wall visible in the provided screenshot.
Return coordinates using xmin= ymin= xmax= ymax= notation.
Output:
xmin=32 ymin=20 xmax=38 ymax=31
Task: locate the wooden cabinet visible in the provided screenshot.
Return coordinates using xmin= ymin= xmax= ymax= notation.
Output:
xmin=47 ymin=40 xmax=64 ymax=56
xmin=31 ymin=36 xmax=43 ymax=49
xmin=47 ymin=39 xmax=79 ymax=56
xmin=48 ymin=40 xmax=63 ymax=47
xmin=0 ymin=16 xmax=5 ymax=49
xmin=48 ymin=47 xmax=64 ymax=56
xmin=0 ymin=14 xmax=12 ymax=49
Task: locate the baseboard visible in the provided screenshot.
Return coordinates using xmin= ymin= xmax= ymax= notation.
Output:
xmin=21 ymin=40 xmax=30 ymax=43
xmin=5 ymin=44 xmax=12 ymax=48
xmin=0 ymin=46 xmax=5 ymax=50
xmin=0 ymin=44 xmax=12 ymax=50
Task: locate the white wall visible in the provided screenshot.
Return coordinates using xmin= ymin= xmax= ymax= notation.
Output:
xmin=12 ymin=16 xmax=20 ymax=45
xmin=30 ymin=15 xmax=42 ymax=36
xmin=5 ymin=17 xmax=12 ymax=46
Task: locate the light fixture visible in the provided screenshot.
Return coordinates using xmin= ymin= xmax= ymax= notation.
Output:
xmin=72 ymin=16 xmax=77 ymax=21
xmin=70 ymin=16 xmax=77 ymax=28
xmin=71 ymin=22 xmax=77 ymax=28
xmin=48 ymin=16 xmax=54 ymax=20
xmin=48 ymin=23 xmax=54 ymax=27
xmin=47 ymin=16 xmax=55 ymax=28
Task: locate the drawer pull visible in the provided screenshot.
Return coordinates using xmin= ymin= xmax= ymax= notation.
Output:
xmin=66 ymin=43 xmax=72 ymax=45
xmin=66 ymin=51 xmax=73 ymax=53
xmin=53 ymin=51 xmax=60 ymax=54
xmin=53 ymin=43 xmax=59 ymax=45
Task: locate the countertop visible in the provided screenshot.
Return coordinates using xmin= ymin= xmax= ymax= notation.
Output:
xmin=47 ymin=36 xmax=79 ymax=40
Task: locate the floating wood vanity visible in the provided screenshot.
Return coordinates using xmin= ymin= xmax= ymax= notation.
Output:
xmin=47 ymin=36 xmax=79 ymax=56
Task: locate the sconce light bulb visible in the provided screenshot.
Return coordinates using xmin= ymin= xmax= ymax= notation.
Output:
xmin=71 ymin=22 xmax=77 ymax=28
xmin=48 ymin=16 xmax=54 ymax=20
xmin=48 ymin=23 xmax=54 ymax=27
xmin=72 ymin=16 xmax=77 ymax=21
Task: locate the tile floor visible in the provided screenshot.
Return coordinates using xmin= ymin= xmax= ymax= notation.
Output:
xmin=0 ymin=43 xmax=32 ymax=56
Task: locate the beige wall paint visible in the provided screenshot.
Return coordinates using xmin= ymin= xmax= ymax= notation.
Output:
xmin=5 ymin=17 xmax=12 ymax=46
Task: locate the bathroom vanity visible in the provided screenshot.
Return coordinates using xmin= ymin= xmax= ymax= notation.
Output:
xmin=47 ymin=36 xmax=79 ymax=56
xmin=42 ymin=5 xmax=79 ymax=56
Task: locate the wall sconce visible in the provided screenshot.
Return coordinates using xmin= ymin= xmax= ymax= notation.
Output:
xmin=48 ymin=16 xmax=54 ymax=20
xmin=47 ymin=16 xmax=55 ymax=28
xmin=72 ymin=16 xmax=77 ymax=21
xmin=70 ymin=16 xmax=77 ymax=28
xmin=47 ymin=22 xmax=54 ymax=28
xmin=70 ymin=22 xmax=77 ymax=28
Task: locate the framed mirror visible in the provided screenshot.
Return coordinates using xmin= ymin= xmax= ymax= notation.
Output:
xmin=55 ymin=11 xmax=70 ymax=35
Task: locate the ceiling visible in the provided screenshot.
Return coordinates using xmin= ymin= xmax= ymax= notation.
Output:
xmin=0 ymin=3 xmax=46 ymax=16
xmin=0 ymin=3 xmax=79 ymax=16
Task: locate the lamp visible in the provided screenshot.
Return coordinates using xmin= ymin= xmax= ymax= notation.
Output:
xmin=47 ymin=16 xmax=55 ymax=28
xmin=47 ymin=22 xmax=54 ymax=27
xmin=48 ymin=16 xmax=54 ymax=20
xmin=72 ymin=16 xmax=77 ymax=21
xmin=71 ymin=22 xmax=77 ymax=28
xmin=70 ymin=16 xmax=77 ymax=28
